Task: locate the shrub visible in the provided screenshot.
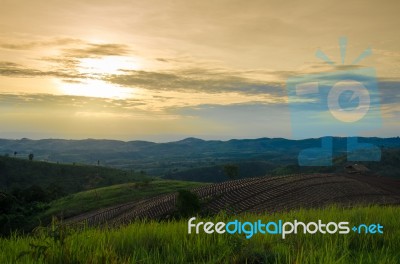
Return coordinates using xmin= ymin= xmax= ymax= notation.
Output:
xmin=176 ymin=189 xmax=200 ymax=217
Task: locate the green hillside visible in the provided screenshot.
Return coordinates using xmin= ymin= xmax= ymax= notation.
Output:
xmin=1 ymin=171 xmax=204 ymax=236
xmin=0 ymin=156 xmax=146 ymax=194
xmin=164 ymin=161 xmax=277 ymax=182
xmin=0 ymin=156 xmax=154 ymax=236
xmin=43 ymin=180 xmax=205 ymax=220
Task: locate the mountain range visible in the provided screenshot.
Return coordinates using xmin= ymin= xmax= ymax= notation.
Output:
xmin=0 ymin=136 xmax=399 ymax=177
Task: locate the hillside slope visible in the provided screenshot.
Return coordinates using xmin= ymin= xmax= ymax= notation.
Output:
xmin=0 ymin=156 xmax=145 ymax=193
xmin=66 ymin=173 xmax=400 ymax=227
xmin=43 ymin=180 xmax=205 ymax=220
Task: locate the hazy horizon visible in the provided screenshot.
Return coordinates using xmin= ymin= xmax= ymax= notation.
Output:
xmin=1 ymin=0 xmax=399 ymax=140
xmin=0 ymin=134 xmax=399 ymax=144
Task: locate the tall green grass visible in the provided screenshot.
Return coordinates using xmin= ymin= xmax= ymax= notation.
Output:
xmin=1 ymin=205 xmax=399 ymax=263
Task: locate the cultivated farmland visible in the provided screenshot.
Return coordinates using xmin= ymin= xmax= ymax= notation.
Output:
xmin=65 ymin=173 xmax=400 ymax=227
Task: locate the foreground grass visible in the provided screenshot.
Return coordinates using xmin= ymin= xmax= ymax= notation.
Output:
xmin=1 ymin=205 xmax=399 ymax=263
xmin=42 ymin=180 xmax=205 ymax=219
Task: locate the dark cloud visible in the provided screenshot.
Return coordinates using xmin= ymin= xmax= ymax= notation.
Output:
xmin=105 ymin=65 xmax=400 ymax=101
xmin=0 ymin=38 xmax=82 ymax=50
xmin=0 ymin=61 xmax=82 ymax=79
xmin=63 ymin=43 xmax=130 ymax=58
xmin=156 ymin=58 xmax=169 ymax=62
xmin=105 ymin=68 xmax=285 ymax=96
xmin=1 ymin=37 xmax=129 ymax=59
xmin=378 ymin=80 xmax=400 ymax=105
xmin=0 ymin=93 xmax=145 ymax=111
xmin=0 ymin=61 xmax=43 ymax=77
xmin=304 ymin=64 xmax=363 ymax=71
xmin=169 ymin=102 xmax=289 ymax=117
xmin=42 ymin=57 xmax=80 ymax=68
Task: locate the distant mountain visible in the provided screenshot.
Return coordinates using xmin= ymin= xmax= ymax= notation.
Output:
xmin=165 ymin=148 xmax=400 ymax=182
xmin=0 ymin=137 xmax=399 ymax=176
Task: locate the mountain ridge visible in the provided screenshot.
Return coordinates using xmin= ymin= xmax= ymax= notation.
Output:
xmin=1 ymin=136 xmax=399 ymax=176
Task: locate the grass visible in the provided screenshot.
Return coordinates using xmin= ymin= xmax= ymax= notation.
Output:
xmin=42 ymin=180 xmax=205 ymax=220
xmin=1 ymin=205 xmax=399 ymax=263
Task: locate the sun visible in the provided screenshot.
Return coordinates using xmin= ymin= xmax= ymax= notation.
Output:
xmin=56 ymin=56 xmax=141 ymax=99
xmin=56 ymin=79 xmax=135 ymax=99
xmin=78 ymin=56 xmax=140 ymax=76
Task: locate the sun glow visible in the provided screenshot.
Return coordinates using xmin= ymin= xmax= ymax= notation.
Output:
xmin=78 ymin=56 xmax=140 ymax=75
xmin=56 ymin=79 xmax=135 ymax=99
xmin=55 ymin=56 xmax=141 ymax=99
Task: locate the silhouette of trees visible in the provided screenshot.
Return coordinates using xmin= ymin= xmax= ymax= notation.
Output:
xmin=223 ymin=164 xmax=239 ymax=180
xmin=0 ymin=191 xmax=15 ymax=214
xmin=176 ymin=190 xmax=200 ymax=216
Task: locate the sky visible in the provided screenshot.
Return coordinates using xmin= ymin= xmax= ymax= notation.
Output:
xmin=0 ymin=0 xmax=399 ymax=141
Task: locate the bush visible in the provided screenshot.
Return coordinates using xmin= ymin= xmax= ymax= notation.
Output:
xmin=0 ymin=192 xmax=15 ymax=214
xmin=176 ymin=190 xmax=200 ymax=217
xmin=24 ymin=185 xmax=48 ymax=203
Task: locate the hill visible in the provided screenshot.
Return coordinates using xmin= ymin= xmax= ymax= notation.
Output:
xmin=1 ymin=137 xmax=399 ymax=176
xmin=65 ymin=173 xmax=400 ymax=227
xmin=0 ymin=156 xmax=146 ymax=194
xmin=164 ymin=148 xmax=400 ymax=182
xmin=43 ymin=180 xmax=205 ymax=220
xmin=164 ymin=161 xmax=276 ymax=182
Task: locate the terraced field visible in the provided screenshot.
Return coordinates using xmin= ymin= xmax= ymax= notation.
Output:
xmin=65 ymin=173 xmax=400 ymax=227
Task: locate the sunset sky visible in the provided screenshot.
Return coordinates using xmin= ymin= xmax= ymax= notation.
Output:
xmin=0 ymin=0 xmax=399 ymax=141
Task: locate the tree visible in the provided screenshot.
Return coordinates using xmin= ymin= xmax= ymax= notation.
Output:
xmin=0 ymin=161 xmax=9 ymax=189
xmin=28 ymin=153 xmax=34 ymax=161
xmin=223 ymin=164 xmax=239 ymax=180
xmin=176 ymin=190 xmax=200 ymax=217
xmin=24 ymin=185 xmax=47 ymax=203
xmin=13 ymin=151 xmax=17 ymax=157
xmin=0 ymin=192 xmax=15 ymax=214
xmin=46 ymin=184 xmax=65 ymax=200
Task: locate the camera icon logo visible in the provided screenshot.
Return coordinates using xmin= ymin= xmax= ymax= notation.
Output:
xmin=287 ymin=37 xmax=381 ymax=166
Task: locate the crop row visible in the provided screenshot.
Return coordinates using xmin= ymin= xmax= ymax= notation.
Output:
xmin=65 ymin=173 xmax=400 ymax=227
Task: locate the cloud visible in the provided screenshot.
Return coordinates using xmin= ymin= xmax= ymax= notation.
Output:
xmin=0 ymin=38 xmax=83 ymax=50
xmin=62 ymin=43 xmax=130 ymax=58
xmin=0 ymin=61 xmax=44 ymax=77
xmin=378 ymin=80 xmax=400 ymax=105
xmin=0 ymin=61 xmax=82 ymax=79
xmin=105 ymin=68 xmax=285 ymax=96
xmin=1 ymin=37 xmax=132 ymax=80
xmin=0 ymin=93 xmax=145 ymax=113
